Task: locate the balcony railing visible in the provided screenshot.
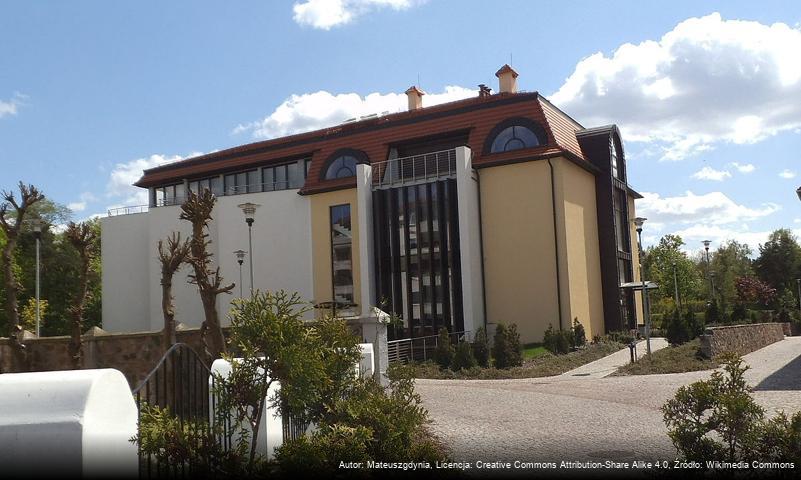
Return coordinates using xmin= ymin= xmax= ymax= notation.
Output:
xmin=372 ymin=149 xmax=457 ymax=189
xmin=107 ymin=205 xmax=149 ymax=216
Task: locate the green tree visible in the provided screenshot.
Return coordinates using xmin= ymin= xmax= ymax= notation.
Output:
xmin=709 ymin=240 xmax=753 ymax=314
xmin=754 ymin=229 xmax=801 ymax=297
xmin=642 ymin=234 xmax=702 ymax=311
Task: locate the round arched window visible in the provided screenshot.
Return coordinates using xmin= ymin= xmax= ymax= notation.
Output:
xmin=324 ymin=155 xmax=358 ymax=180
xmin=489 ymin=125 xmax=541 ymax=153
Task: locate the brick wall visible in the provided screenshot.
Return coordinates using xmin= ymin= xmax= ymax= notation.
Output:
xmin=0 ymin=328 xmax=211 ymax=388
xmin=699 ymin=323 xmax=785 ymax=359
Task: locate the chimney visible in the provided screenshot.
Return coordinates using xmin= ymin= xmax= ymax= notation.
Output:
xmin=495 ymin=64 xmax=519 ymax=94
xmin=478 ymin=84 xmax=492 ymax=98
xmin=405 ymin=86 xmax=425 ymax=111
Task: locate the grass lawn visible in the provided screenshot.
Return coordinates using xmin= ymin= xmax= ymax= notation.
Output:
xmin=522 ymin=343 xmax=549 ymax=360
xmin=411 ymin=341 xmax=624 ymax=380
xmin=613 ymin=338 xmax=718 ymax=376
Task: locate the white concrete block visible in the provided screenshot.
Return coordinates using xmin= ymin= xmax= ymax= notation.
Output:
xmin=0 ymin=368 xmax=138 ymax=478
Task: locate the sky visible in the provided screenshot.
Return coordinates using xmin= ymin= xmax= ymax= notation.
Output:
xmin=2 ymin=0 xmax=801 ymax=254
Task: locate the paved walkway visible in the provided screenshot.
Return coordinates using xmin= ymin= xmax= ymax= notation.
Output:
xmin=417 ymin=337 xmax=801 ymax=463
xmin=561 ymin=338 xmax=668 ymax=378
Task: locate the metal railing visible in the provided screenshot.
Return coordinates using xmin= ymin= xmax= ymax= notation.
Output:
xmin=372 ymin=149 xmax=457 ymax=189
xmin=108 ymin=205 xmax=149 ymax=216
xmin=132 ymin=343 xmax=216 ymax=479
xmin=387 ymin=330 xmax=471 ymax=364
xmin=132 ymin=343 xmax=309 ymax=478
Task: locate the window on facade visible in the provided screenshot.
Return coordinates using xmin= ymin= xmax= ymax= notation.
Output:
xmin=489 ymin=125 xmax=541 ymax=153
xmin=330 ymin=204 xmax=354 ymax=304
xmin=156 ymin=184 xmax=182 ymax=206
xmin=611 ymin=140 xmax=620 ymax=179
xmin=614 ymin=189 xmax=629 ymax=253
xmin=324 ymin=155 xmax=357 ymax=180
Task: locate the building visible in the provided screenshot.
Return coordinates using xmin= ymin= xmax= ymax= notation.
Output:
xmin=101 ymin=65 xmax=643 ymax=344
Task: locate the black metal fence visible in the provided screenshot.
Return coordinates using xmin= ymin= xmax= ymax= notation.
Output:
xmin=132 ymin=343 xmax=311 ymax=478
xmin=386 ymin=330 xmax=471 ymax=364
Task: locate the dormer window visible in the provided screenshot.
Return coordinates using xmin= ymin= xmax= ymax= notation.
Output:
xmin=611 ymin=140 xmax=620 ymax=179
xmin=321 ymin=149 xmax=367 ymax=181
xmin=484 ymin=117 xmax=547 ymax=154
xmin=325 ymin=155 xmax=357 ymax=179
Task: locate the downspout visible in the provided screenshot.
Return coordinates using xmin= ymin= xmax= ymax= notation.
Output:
xmin=475 ymin=170 xmax=488 ymax=330
xmin=547 ymin=158 xmax=564 ymax=331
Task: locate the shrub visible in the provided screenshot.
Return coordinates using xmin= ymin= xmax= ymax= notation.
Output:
xmin=665 ymin=309 xmax=690 ymax=345
xmin=451 ymin=340 xmax=477 ymax=371
xmin=730 ymin=303 xmax=748 ymax=325
xmin=704 ymin=299 xmax=721 ymax=325
xmin=603 ymin=330 xmax=636 ymax=345
xmin=662 ymin=354 xmax=801 ymax=464
xmin=572 ymin=318 xmax=586 ymax=348
xmin=556 ymin=329 xmax=571 ymax=354
xmin=472 ymin=327 xmax=490 ymax=368
xmin=433 ymin=327 xmax=454 ymax=369
xmin=685 ymin=309 xmax=704 ymax=339
xmin=542 ymin=324 xmax=559 ymax=354
xmin=493 ymin=323 xmax=523 ymax=369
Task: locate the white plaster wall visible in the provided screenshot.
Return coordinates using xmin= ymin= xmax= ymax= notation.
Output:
xmin=455 ymin=146 xmax=486 ymax=334
xmin=101 ymin=190 xmax=314 ymax=333
xmin=101 ymin=213 xmax=151 ymax=333
xmin=0 ymin=369 xmax=138 ymax=478
xmin=215 ymin=190 xmax=314 ymax=320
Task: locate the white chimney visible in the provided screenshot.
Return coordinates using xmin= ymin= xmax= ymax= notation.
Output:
xmin=495 ymin=64 xmax=519 ymax=94
xmin=405 ymin=86 xmax=425 ymax=110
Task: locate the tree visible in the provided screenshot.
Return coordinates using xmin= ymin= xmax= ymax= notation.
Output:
xmin=157 ymin=232 xmax=191 ymax=352
xmin=65 ymin=220 xmax=99 ymax=369
xmin=180 ymin=190 xmax=234 ymax=358
xmin=754 ymin=229 xmax=801 ymax=296
xmin=642 ymin=234 xmax=702 ymax=310
xmin=709 ymin=240 xmax=753 ymax=314
xmin=0 ymin=182 xmax=44 ymax=333
xmin=734 ymin=276 xmax=776 ymax=307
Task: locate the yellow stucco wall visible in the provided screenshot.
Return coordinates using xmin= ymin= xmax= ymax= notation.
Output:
xmin=309 ymin=189 xmax=360 ymax=311
xmin=628 ymin=194 xmax=645 ymax=325
xmin=554 ymin=158 xmax=605 ymax=339
xmin=480 ymin=161 xmax=561 ymax=344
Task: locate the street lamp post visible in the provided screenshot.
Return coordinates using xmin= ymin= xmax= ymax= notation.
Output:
xmin=634 ymin=217 xmax=651 ymax=355
xmin=234 ymin=250 xmax=246 ymax=299
xmin=32 ymin=219 xmax=42 ymax=337
xmin=237 ymin=203 xmax=260 ymax=297
xmin=672 ymin=261 xmax=681 ymax=311
xmin=702 ymin=240 xmax=713 ymax=303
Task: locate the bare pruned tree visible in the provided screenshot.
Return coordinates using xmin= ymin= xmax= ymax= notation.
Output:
xmin=65 ymin=221 xmax=98 ymax=369
xmin=158 ymin=232 xmax=191 ymax=352
xmin=0 ymin=182 xmax=44 ymax=338
xmin=180 ymin=190 xmax=234 ymax=358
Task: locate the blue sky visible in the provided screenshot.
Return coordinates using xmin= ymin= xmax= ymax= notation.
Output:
xmin=2 ymin=0 xmax=801 ymax=253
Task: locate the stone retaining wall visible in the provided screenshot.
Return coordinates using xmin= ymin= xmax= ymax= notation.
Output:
xmin=0 ymin=327 xmax=209 ymax=388
xmin=699 ymin=323 xmax=785 ymax=358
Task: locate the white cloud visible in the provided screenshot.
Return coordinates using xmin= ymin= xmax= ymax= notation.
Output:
xmin=550 ymin=13 xmax=801 ymax=161
xmin=779 ymin=169 xmax=797 ymax=179
xmin=636 ymin=190 xmax=780 ymax=226
xmin=292 ymin=0 xmax=425 ymax=30
xmin=691 ymin=166 xmax=731 ymax=181
xmin=67 ymin=192 xmax=98 ymax=213
xmin=671 ymin=224 xmax=801 ymax=252
xmin=234 ymin=85 xmax=476 ymax=139
xmin=0 ymin=92 xmax=27 ymax=119
xmin=730 ymin=162 xmax=756 ymax=173
xmin=106 ymin=153 xmax=201 ymax=207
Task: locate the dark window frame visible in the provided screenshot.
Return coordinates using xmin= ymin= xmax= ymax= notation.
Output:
xmin=482 ymin=117 xmax=548 ymax=155
xmin=319 ymin=148 xmax=369 ymax=181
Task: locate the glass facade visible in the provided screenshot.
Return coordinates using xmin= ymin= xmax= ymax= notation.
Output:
xmin=330 ymin=204 xmax=354 ymax=305
xmin=373 ymin=179 xmax=463 ymax=339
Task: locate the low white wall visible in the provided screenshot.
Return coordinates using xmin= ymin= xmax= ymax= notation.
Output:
xmin=0 ymin=368 xmax=138 ymax=478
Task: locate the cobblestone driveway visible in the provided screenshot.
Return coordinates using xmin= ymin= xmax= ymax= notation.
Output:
xmin=416 ymin=338 xmax=801 ymax=463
